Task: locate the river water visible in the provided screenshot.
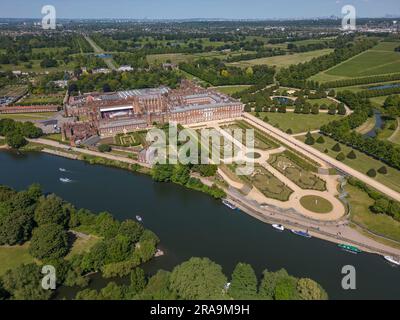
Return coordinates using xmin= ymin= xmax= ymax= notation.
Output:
xmin=1 ymin=151 xmax=399 ymax=300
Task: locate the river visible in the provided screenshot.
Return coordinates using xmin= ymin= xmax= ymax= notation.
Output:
xmin=1 ymin=150 xmax=399 ymax=300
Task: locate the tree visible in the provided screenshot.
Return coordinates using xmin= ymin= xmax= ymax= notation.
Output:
xmin=316 ymin=136 xmax=325 ymax=144
xmin=297 ymin=278 xmax=328 ymax=300
xmin=169 ymin=257 xmax=227 ymax=300
xmin=29 ymin=223 xmax=69 ymax=260
xmin=118 ymin=220 xmax=144 ymax=245
xmin=2 ymin=264 xmax=52 ymax=300
xmin=139 ymin=270 xmax=175 ymax=300
xmin=371 ymin=198 xmax=390 ymax=214
xmin=286 ymin=128 xmax=293 ymax=134
xmin=171 ymin=165 xmax=190 ymax=185
xmin=6 ymin=132 xmax=27 ymax=149
xmin=332 ymin=143 xmax=341 ymax=152
xmin=98 ymin=144 xmax=111 ymax=153
xmin=336 ymin=152 xmax=345 ymax=161
xmin=127 ymin=268 xmax=147 ymax=297
xmin=228 ymin=263 xmax=258 ymax=300
xmin=367 ymin=169 xmax=377 ymax=178
xmin=305 ymin=135 xmax=315 ymax=145
xmin=378 ymin=166 xmax=388 ymax=175
xmin=347 ymin=150 xmax=357 ymax=159
xmin=34 ymin=194 xmax=70 ymax=227
xmin=274 ymin=275 xmax=299 ymax=300
xmin=311 ymin=104 xmax=319 ymax=115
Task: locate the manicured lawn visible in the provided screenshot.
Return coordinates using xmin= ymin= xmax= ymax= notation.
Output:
xmin=269 ymin=153 xmax=326 ymax=191
xmin=212 ymin=85 xmax=251 ymax=95
xmin=388 ymin=119 xmax=400 ymax=145
xmin=242 ymin=165 xmax=293 ymax=201
xmin=66 ymin=234 xmax=100 ymax=260
xmin=0 ymin=112 xmax=56 ymax=121
xmin=346 ymin=184 xmax=400 ymax=243
xmin=310 ymin=42 xmax=400 ymax=82
xmin=300 ymin=195 xmax=333 ymax=214
xmin=255 ymin=112 xmax=343 ymax=134
xmin=0 ymin=243 xmax=35 ymax=276
xmin=228 ymin=49 xmax=333 ymax=69
xmin=297 ymin=134 xmax=400 ymax=193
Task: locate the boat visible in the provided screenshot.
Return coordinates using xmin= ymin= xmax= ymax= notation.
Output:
xmin=272 ymin=224 xmax=285 ymax=231
xmin=222 ymin=199 xmax=237 ymax=210
xmin=338 ymin=244 xmax=362 ymax=254
xmin=59 ymin=178 xmax=71 ymax=183
xmin=291 ymin=230 xmax=312 ymax=238
xmin=59 ymin=168 xmax=67 ymax=172
xmin=384 ymin=256 xmax=400 ymax=266
xmin=136 ymin=215 xmax=143 ymax=222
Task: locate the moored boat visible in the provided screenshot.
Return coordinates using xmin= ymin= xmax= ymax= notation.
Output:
xmin=222 ymin=199 xmax=237 ymax=210
xmin=291 ymin=230 xmax=312 ymax=238
xmin=136 ymin=215 xmax=143 ymax=222
xmin=272 ymin=224 xmax=285 ymax=231
xmin=384 ymin=256 xmax=400 ymax=266
xmin=59 ymin=168 xmax=67 ymax=172
xmin=338 ymin=244 xmax=362 ymax=254
xmin=59 ymin=177 xmax=71 ymax=183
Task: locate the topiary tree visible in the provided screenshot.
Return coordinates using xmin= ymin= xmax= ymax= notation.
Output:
xmin=263 ymin=115 xmax=269 ymax=122
xmin=316 ymin=136 xmax=325 ymax=144
xmin=336 ymin=152 xmax=345 ymax=161
xmin=29 ymin=223 xmax=69 ymax=260
xmin=347 ymin=150 xmax=357 ymax=159
xmin=367 ymin=169 xmax=377 ymax=178
xmin=305 ymin=135 xmax=315 ymax=145
xmin=324 ymin=148 xmax=329 ymax=154
xmin=332 ymin=143 xmax=341 ymax=152
xmin=286 ymin=128 xmax=293 ymax=134
xmin=378 ymin=166 xmax=388 ymax=175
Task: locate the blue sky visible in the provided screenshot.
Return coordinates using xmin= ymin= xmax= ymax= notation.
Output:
xmin=0 ymin=0 xmax=398 ymax=19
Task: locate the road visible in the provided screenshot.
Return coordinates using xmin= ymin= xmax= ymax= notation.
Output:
xmin=242 ymin=113 xmax=400 ymax=202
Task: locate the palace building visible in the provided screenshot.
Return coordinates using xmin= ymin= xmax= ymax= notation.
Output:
xmin=62 ymin=80 xmax=244 ymax=142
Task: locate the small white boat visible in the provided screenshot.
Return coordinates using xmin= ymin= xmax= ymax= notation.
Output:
xmin=222 ymin=199 xmax=237 ymax=210
xmin=59 ymin=178 xmax=71 ymax=183
xmin=272 ymin=224 xmax=285 ymax=231
xmin=136 ymin=215 xmax=143 ymax=222
xmin=59 ymin=168 xmax=67 ymax=172
xmin=384 ymin=256 xmax=400 ymax=266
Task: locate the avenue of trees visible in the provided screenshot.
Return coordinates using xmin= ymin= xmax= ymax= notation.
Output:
xmin=321 ymin=73 xmax=400 ymax=89
xmin=321 ymin=91 xmax=400 ymax=171
xmin=277 ymin=37 xmax=377 ymax=88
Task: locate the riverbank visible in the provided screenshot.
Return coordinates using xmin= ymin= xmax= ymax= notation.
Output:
xmin=3 ymin=137 xmax=400 ymax=258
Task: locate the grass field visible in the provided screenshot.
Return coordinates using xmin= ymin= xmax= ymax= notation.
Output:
xmin=255 ymin=112 xmax=343 ymax=134
xmin=20 ymin=93 xmax=64 ymax=105
xmin=0 ymin=243 xmax=35 ymax=276
xmin=242 ymin=165 xmax=293 ymax=201
xmin=228 ymin=49 xmax=333 ymax=69
xmin=0 ymin=85 xmax=28 ymax=97
xmin=297 ymin=133 xmax=400 ymax=193
xmin=233 ymin=120 xmax=279 ymax=149
xmin=269 ymin=153 xmax=326 ymax=191
xmin=66 ymin=234 xmax=100 ymax=260
xmin=300 ymin=195 xmax=333 ymax=214
xmin=310 ymin=42 xmax=400 ymax=83
xmin=346 ymin=184 xmax=400 ymax=243
xmin=212 ymin=85 xmax=251 ymax=95
xmin=388 ymin=119 xmax=400 ymax=145
xmin=0 ymin=112 xmax=56 ymax=121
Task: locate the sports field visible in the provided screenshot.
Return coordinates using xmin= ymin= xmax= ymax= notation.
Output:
xmin=228 ymin=49 xmax=333 ymax=69
xmin=310 ymin=42 xmax=400 ymax=83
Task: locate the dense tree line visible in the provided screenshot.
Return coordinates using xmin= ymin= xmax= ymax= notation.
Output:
xmin=226 ymin=48 xmax=285 ymax=63
xmin=0 ymin=118 xmax=43 ymax=149
xmin=321 ymin=73 xmax=400 ymax=89
xmin=68 ymin=68 xmax=181 ymax=94
xmin=179 ymin=58 xmax=275 ymax=86
xmin=277 ymin=37 xmax=377 ymax=88
xmin=74 ymin=258 xmax=328 ymax=300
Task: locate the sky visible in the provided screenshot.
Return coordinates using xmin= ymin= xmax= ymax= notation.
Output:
xmin=0 ymin=0 xmax=399 ymax=20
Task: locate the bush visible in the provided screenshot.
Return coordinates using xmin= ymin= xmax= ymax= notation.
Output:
xmin=316 ymin=136 xmax=325 ymax=144
xmin=286 ymin=128 xmax=293 ymax=134
xmin=336 ymin=152 xmax=345 ymax=161
xmin=98 ymin=144 xmax=112 ymax=153
xmin=347 ymin=150 xmax=357 ymax=159
xmin=332 ymin=143 xmax=341 ymax=152
xmin=378 ymin=166 xmax=388 ymax=175
xmin=305 ymin=136 xmax=315 ymax=145
xmin=367 ymin=169 xmax=377 ymax=178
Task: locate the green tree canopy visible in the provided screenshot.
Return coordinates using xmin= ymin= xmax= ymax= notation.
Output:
xmin=228 ymin=262 xmax=258 ymax=300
